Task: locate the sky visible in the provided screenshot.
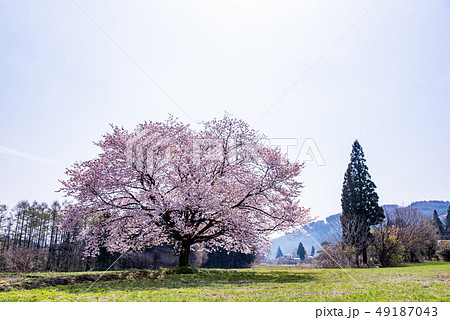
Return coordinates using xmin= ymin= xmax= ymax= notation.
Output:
xmin=0 ymin=0 xmax=449 ymax=221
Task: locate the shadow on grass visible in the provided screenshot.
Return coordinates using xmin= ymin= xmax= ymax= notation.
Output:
xmin=53 ymin=270 xmax=318 ymax=296
xmin=376 ymin=261 xmax=449 ymax=269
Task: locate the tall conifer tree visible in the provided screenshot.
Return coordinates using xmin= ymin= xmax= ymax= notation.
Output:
xmin=276 ymin=246 xmax=283 ymax=259
xmin=444 ymin=205 xmax=450 ymax=240
xmin=341 ymin=140 xmax=384 ymax=266
xmin=297 ymin=242 xmax=306 ymax=260
xmin=432 ymin=210 xmax=444 ymax=238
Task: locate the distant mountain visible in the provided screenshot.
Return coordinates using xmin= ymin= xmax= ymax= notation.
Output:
xmin=269 ymin=200 xmax=450 ymax=258
xmin=269 ymin=213 xmax=341 ymax=259
xmin=409 ymin=200 xmax=450 ymax=218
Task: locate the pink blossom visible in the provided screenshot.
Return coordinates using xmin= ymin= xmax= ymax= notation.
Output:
xmin=60 ymin=115 xmax=311 ymax=265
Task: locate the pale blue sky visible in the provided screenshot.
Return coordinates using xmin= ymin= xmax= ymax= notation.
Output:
xmin=1 ymin=0 xmax=449 ymax=220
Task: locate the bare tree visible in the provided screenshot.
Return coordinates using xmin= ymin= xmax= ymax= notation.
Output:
xmin=2 ymin=246 xmax=47 ymax=273
xmin=371 ymin=223 xmax=402 ymax=267
xmin=371 ymin=207 xmax=439 ymax=266
xmin=314 ymin=215 xmax=370 ymax=268
xmin=390 ymin=207 xmax=438 ymax=262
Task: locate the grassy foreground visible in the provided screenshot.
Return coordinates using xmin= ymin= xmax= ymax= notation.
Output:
xmin=0 ymin=262 xmax=448 ymax=302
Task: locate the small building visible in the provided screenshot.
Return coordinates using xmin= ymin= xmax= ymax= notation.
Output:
xmin=276 ymin=254 xmax=301 ymax=265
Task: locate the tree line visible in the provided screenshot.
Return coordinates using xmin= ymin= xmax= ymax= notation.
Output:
xmin=0 ymin=200 xmax=86 ymax=272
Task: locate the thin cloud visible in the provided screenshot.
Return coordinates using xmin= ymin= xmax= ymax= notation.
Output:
xmin=0 ymin=146 xmax=58 ymax=165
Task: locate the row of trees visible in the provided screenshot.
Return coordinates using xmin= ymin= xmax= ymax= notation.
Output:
xmin=316 ymin=140 xmax=448 ymax=268
xmin=0 ymin=201 xmax=60 ymax=250
xmin=0 ymin=200 xmax=86 ymax=272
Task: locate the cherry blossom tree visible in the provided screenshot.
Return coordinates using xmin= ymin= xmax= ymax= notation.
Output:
xmin=60 ymin=115 xmax=311 ymax=267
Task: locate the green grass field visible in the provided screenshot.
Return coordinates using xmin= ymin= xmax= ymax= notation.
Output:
xmin=0 ymin=262 xmax=448 ymax=302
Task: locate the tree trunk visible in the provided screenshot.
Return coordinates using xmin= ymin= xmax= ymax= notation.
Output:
xmin=178 ymin=241 xmax=191 ymax=267
xmin=362 ymin=248 xmax=368 ymax=266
